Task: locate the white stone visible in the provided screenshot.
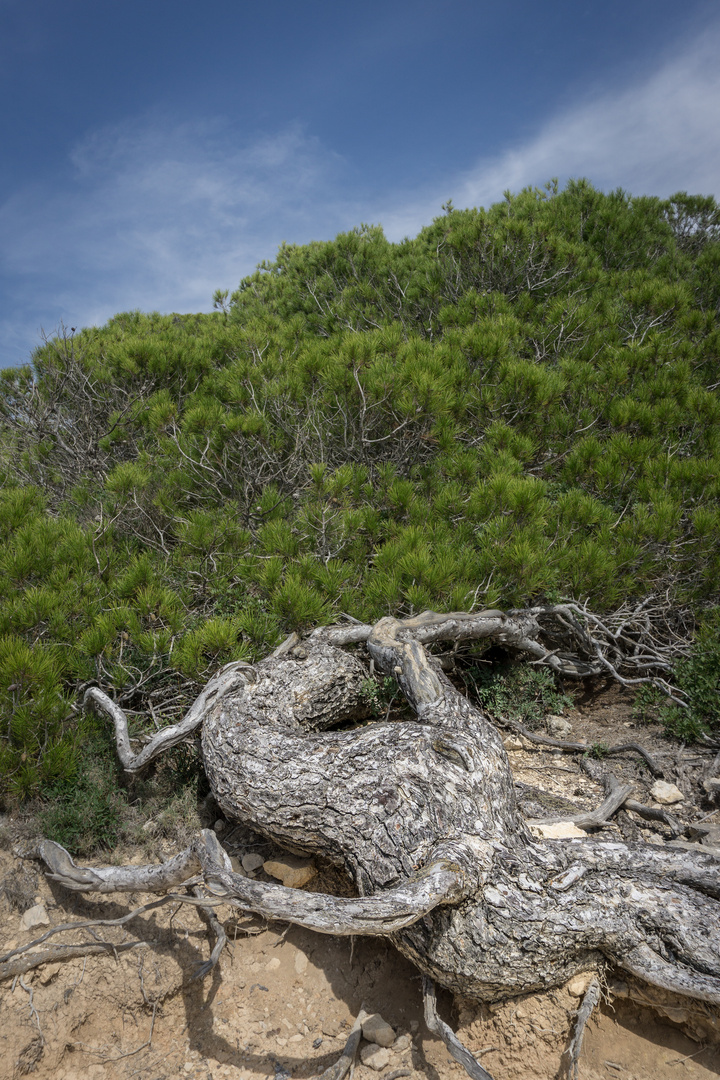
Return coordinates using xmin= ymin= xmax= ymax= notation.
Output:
xmin=532 ymin=822 xmax=587 ymax=840
xmin=294 ymin=951 xmax=308 ymax=974
xmin=393 ymin=1033 xmax=412 ymax=1052
xmin=360 ymin=1043 xmax=392 ymax=1070
xmin=265 ymin=957 xmax=281 ymax=971
xmin=566 ymin=972 xmax=595 ymax=997
xmin=263 ymin=857 xmax=317 ymax=889
xmin=20 ymin=904 xmax=50 ymax=931
xmin=362 ymin=1012 xmax=395 ymax=1047
xmin=241 ymin=852 xmax=265 ymax=872
xmin=503 ymin=736 xmax=524 ymax=751
xmin=547 ymin=715 xmax=572 ymax=738
xmin=650 ymin=780 xmax=684 ymax=805
xmin=39 ymin=962 xmax=62 ymax=984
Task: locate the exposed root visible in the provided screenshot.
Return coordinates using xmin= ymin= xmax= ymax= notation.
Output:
xmin=499 ymin=717 xmax=664 ymax=775
xmin=309 ymin=1006 xmax=369 ymax=1080
xmin=533 ymin=772 xmax=634 ymax=830
xmin=27 ymin=831 xmax=468 ymax=936
xmin=624 ymin=799 xmax=683 ymax=836
xmin=84 ymin=655 xmax=256 ymax=774
xmin=566 ymin=977 xmax=601 ymax=1080
xmin=191 ymin=883 xmax=228 ymax=980
xmin=422 ymin=976 xmax=496 ymax=1080
xmin=0 ymin=890 xmax=223 ymax=981
xmin=2 ymin=938 xmax=148 ymax=980
xmin=622 ymin=944 xmax=720 ymax=1005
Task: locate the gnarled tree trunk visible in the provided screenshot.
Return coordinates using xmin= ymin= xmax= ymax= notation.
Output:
xmin=14 ymin=608 xmax=720 ymax=1077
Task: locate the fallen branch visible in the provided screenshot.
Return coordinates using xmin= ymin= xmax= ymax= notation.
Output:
xmin=566 ymin=978 xmax=601 ymax=1080
xmin=310 ymin=1006 xmax=369 ymax=1080
xmin=624 ymin=799 xmax=683 ymax=836
xmin=423 ymin=975 xmax=496 ymax=1080
xmin=500 ymin=717 xmax=664 ymax=776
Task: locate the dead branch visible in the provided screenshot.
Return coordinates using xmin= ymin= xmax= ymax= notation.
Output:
xmin=566 ymin=978 xmax=601 ymax=1080
xmin=499 ymin=716 xmax=664 ymax=776
xmin=310 ymin=1006 xmax=369 ymax=1080
xmin=422 ymin=976 xmax=496 ymax=1080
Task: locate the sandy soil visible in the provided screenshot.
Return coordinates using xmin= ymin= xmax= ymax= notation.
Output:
xmin=2 ymin=681 xmax=719 ymax=1080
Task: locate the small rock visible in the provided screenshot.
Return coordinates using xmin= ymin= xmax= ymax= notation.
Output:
xmin=566 ymin=972 xmax=595 ymax=997
xmin=321 ymin=1019 xmax=342 ymax=1038
xmin=242 ymin=852 xmax=265 ymax=872
xmin=265 ymin=957 xmax=281 ymax=971
xmin=263 ymin=857 xmax=317 ymax=889
xmin=229 ymin=856 xmax=247 ymax=875
xmin=703 ymin=778 xmax=720 ymax=798
xmin=288 ymin=1033 xmax=304 ymax=1043
xmin=547 ymin=715 xmax=572 ymax=738
xmin=409 ymin=1020 xmax=419 ymax=1033
xmin=39 ymin=962 xmax=62 ymax=985
xmin=532 ymin=822 xmax=587 ymax=840
xmin=20 ymin=904 xmax=50 ymax=931
xmin=650 ymin=780 xmax=684 ymax=805
xmin=687 ymin=823 xmax=720 ymax=845
xmin=142 ymin=819 xmax=158 ymax=834
xmin=294 ymin=951 xmax=308 ymax=974
xmin=503 ymin=736 xmax=524 ymax=751
xmin=393 ymin=1033 xmax=412 ymax=1052
xmin=362 ymin=1012 xmax=396 ymax=1047
xmin=213 ymin=819 xmax=226 ymax=833
xmin=360 ymin=1044 xmax=392 ymax=1071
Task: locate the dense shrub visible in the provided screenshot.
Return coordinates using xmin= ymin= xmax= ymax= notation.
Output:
xmin=2 ymin=180 xmax=720 ymax=824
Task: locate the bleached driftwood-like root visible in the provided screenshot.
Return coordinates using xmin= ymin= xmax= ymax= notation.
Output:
xmin=0 ymin=894 xmax=179 ymax=979
xmin=566 ymin=977 xmax=601 ymax=1080
xmin=18 ymin=608 xmax=720 ymax=1080
xmin=84 ymin=656 xmax=257 ymax=773
xmin=309 ymin=1006 xmax=369 ymax=1080
xmin=86 ymin=603 xmax=686 ymax=779
xmin=29 ymin=830 xmax=466 ymax=935
xmin=422 ymin=976 xmax=495 ymax=1080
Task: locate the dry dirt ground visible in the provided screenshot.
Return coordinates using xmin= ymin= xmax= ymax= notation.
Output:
xmin=2 ymin=681 xmax=720 ymax=1080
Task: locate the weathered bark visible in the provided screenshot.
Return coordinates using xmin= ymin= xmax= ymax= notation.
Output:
xmin=21 ymin=609 xmax=720 ymax=1073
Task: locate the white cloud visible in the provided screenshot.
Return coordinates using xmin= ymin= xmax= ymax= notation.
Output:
xmin=1 ymin=117 xmax=348 ymax=315
xmin=0 ymin=117 xmax=354 ymax=365
xmin=1 ymin=16 xmax=719 ymax=367
xmin=378 ymin=18 xmax=720 ymax=240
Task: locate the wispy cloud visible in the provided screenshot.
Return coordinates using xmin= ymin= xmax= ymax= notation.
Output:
xmin=1 ymin=16 xmax=719 ymax=367
xmin=379 ymin=17 xmax=720 ymax=239
xmin=0 ymin=117 xmax=351 ymax=364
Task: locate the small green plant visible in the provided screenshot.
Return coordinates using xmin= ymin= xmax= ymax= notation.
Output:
xmin=360 ymin=675 xmax=398 ymax=717
xmin=632 ymin=683 xmax=664 ymax=725
xmin=588 ymin=741 xmax=610 ymax=759
xmin=464 ymin=658 xmax=572 ymax=729
xmin=38 ymin=726 xmax=126 ymax=855
xmin=659 ymin=612 xmax=720 ymax=741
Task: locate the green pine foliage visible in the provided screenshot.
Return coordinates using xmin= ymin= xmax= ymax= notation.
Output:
xmin=1 ymin=179 xmax=720 ymax=826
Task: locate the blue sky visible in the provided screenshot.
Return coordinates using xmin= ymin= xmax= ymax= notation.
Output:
xmin=1 ymin=0 xmax=719 ymax=368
